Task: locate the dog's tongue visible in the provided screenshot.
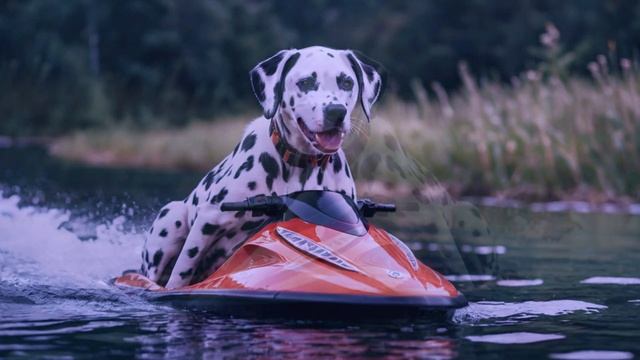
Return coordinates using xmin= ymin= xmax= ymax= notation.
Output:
xmin=315 ymin=129 xmax=343 ymax=152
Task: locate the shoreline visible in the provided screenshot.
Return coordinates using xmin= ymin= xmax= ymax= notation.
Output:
xmin=355 ymin=180 xmax=640 ymax=215
xmin=4 ymin=139 xmax=638 ymax=215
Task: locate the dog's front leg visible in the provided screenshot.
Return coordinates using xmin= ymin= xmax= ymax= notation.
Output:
xmin=141 ymin=201 xmax=189 ymax=286
xmin=164 ymin=206 xmax=226 ymax=288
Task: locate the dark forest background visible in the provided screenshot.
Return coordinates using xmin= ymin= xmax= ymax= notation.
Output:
xmin=2 ymin=0 xmax=640 ymax=136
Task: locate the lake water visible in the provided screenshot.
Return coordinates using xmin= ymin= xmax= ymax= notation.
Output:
xmin=1 ymin=146 xmax=639 ymax=359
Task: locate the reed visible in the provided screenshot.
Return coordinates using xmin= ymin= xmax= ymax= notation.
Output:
xmin=50 ymin=56 xmax=640 ymax=201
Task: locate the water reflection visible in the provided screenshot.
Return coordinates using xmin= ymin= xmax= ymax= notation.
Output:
xmin=135 ymin=310 xmax=459 ymax=359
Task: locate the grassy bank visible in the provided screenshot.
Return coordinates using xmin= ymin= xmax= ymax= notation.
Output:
xmin=50 ymin=60 xmax=640 ymax=202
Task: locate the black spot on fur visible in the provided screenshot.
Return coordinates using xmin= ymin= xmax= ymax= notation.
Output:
xmin=299 ymin=166 xmax=313 ymax=190
xmin=316 ymin=167 xmax=324 ymax=185
xmin=345 ymin=163 xmax=351 ymax=178
xmin=179 ymin=268 xmax=193 ymax=279
xmin=152 ymin=249 xmax=163 ymax=267
xmin=232 ymin=143 xmax=240 ymax=157
xmin=175 ymin=220 xmax=182 ymax=228
xmin=215 ymin=167 xmax=232 ymax=184
xmin=281 ymin=100 xmax=286 ymax=109
xmin=188 ymin=246 xmax=199 ymax=258
xmin=289 ymin=96 xmax=294 ymax=107
xmin=272 ymin=81 xmax=282 ymax=110
xmin=296 ymin=72 xmax=319 ymax=93
xmin=327 ymin=53 xmax=334 ymax=58
xmin=158 ymin=208 xmax=169 ymax=219
xmin=192 ymin=193 xmax=199 ymax=206
xmin=260 ymin=52 xmax=284 ymax=76
xmin=234 ymin=156 xmax=254 ymax=178
xmin=210 ymin=187 xmax=228 ymax=204
xmin=259 ymin=152 xmax=280 ymax=191
xmin=234 ymin=210 xmax=246 ymax=218
xmin=149 ymin=227 xmax=153 ymax=234
xmin=202 ymin=171 xmax=214 ymax=191
xmin=241 ymin=133 xmax=257 ymax=152
xmin=281 ymin=161 xmax=290 ymax=182
xmin=361 ymin=63 xmax=375 ymax=82
xmin=333 ymin=155 xmax=343 ymax=174
xmin=225 ymin=230 xmax=237 ymax=239
xmin=202 ymin=223 xmax=219 ymax=235
xmin=425 ymin=223 xmax=439 ymax=235
xmin=251 ymin=71 xmax=266 ymax=103
xmin=247 ymin=181 xmax=257 ymax=190
xmin=159 ymin=229 xmax=168 ymax=237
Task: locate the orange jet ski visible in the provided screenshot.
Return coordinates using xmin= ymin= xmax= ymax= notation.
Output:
xmin=114 ymin=191 xmax=467 ymax=317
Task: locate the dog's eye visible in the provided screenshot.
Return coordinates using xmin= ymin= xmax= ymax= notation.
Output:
xmin=337 ymin=73 xmax=354 ymax=91
xmin=297 ymin=76 xmax=318 ymax=93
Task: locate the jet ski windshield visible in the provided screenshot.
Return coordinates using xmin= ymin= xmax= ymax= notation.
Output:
xmin=283 ymin=191 xmax=367 ymax=236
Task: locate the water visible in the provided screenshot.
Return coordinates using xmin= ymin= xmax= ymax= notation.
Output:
xmin=1 ymin=146 xmax=639 ymax=359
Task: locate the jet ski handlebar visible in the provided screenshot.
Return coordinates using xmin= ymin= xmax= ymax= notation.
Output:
xmin=220 ymin=196 xmax=286 ymax=216
xmin=356 ymin=199 xmax=396 ymax=217
xmin=221 ymin=193 xmax=395 ymax=218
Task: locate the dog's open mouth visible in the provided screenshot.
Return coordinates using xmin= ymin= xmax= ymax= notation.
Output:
xmin=297 ymin=118 xmax=345 ymax=153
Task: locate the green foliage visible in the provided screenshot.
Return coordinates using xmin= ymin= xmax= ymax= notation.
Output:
xmin=1 ymin=0 xmax=640 ymax=135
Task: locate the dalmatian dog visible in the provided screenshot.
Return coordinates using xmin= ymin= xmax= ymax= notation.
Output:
xmin=140 ymin=46 xmax=383 ymax=288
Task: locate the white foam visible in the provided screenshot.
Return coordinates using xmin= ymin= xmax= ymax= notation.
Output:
xmin=465 ymin=332 xmax=565 ymax=344
xmin=453 ymin=300 xmax=606 ymax=324
xmin=445 ymin=274 xmax=496 ymax=282
xmin=0 ymin=192 xmax=143 ymax=288
xmin=497 ymin=279 xmax=544 ymax=287
xmin=581 ymin=277 xmax=640 ymax=285
xmin=549 ymin=351 xmax=634 ymax=360
xmin=629 ymin=299 xmax=640 ymax=304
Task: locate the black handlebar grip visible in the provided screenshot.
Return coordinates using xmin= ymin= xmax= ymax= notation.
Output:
xmin=376 ymin=203 xmax=396 ymax=212
xmin=220 ymin=201 xmax=248 ymax=212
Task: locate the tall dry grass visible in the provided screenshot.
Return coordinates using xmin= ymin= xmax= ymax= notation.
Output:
xmin=50 ymin=116 xmax=249 ymax=171
xmin=50 ymin=26 xmax=640 ymax=201
xmin=363 ymin=58 xmax=640 ymax=200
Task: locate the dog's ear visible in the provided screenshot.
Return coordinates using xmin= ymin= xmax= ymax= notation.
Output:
xmin=250 ymin=49 xmax=300 ymax=119
xmin=345 ymin=50 xmax=384 ymax=122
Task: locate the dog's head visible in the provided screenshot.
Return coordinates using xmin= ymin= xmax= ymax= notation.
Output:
xmin=250 ymin=46 xmax=383 ymax=155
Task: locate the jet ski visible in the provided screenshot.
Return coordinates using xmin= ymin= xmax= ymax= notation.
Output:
xmin=114 ymin=191 xmax=467 ymax=317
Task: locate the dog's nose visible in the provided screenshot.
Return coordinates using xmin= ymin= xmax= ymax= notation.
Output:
xmin=323 ymin=104 xmax=347 ymax=129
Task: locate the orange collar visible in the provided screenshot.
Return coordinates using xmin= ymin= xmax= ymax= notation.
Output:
xmin=270 ymin=120 xmax=332 ymax=168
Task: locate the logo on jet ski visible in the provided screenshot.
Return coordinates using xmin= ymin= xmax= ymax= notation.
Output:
xmin=388 ymin=233 xmax=419 ymax=271
xmin=276 ymin=227 xmax=360 ymax=273
xmin=386 ymin=270 xmax=405 ymax=279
